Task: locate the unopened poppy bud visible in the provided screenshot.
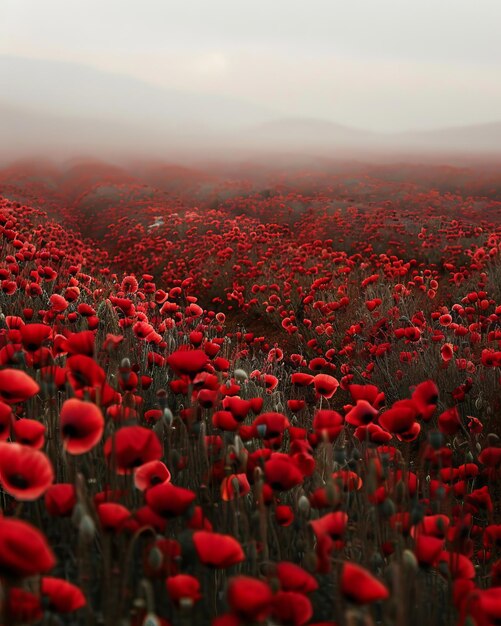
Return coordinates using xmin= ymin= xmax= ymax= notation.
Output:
xmin=303 ymin=551 xmax=318 ymax=572
xmin=71 ymin=502 xmax=86 ymax=526
xmin=402 ymin=549 xmax=418 ymax=571
xmin=298 ymin=495 xmax=311 ymax=516
xmin=231 ymin=477 xmax=240 ymax=495
xmin=256 ymin=424 xmax=267 ymax=438
xmin=147 ymin=546 xmax=163 ymax=571
xmin=371 ymin=552 xmax=384 ymax=569
xmin=121 ymin=357 xmax=131 ymax=370
xmin=153 ymin=421 xmax=164 ymax=438
xmin=179 ymin=597 xmax=194 ymax=610
xmin=79 ymin=514 xmax=96 ymax=542
xmin=162 ymin=408 xmax=173 ymax=426
xmin=142 ymin=613 xmax=161 ymax=626
xmin=411 ymin=502 xmax=425 ymax=525
xmin=233 ymin=435 xmax=243 ymax=456
xmin=428 ymin=430 xmax=443 ymax=450
xmin=394 ymin=480 xmax=406 ymax=504
xmin=379 ymin=498 xmax=396 ymax=518
xmin=325 ymin=480 xmax=339 ymax=506
xmin=333 ymin=448 xmax=346 ymax=464
xmin=234 ymin=369 xmax=248 ymax=381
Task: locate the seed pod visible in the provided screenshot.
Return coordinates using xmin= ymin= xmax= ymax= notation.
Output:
xmin=79 ymin=514 xmax=96 ymax=543
xmin=234 ymin=369 xmax=248 ymax=381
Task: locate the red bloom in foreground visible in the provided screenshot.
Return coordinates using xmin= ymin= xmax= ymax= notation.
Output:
xmin=60 ymin=398 xmax=104 ymax=454
xmin=340 ymin=562 xmax=389 ymax=604
xmin=0 ymin=442 xmax=54 ymax=500
xmin=227 ymin=576 xmax=273 ymax=621
xmin=145 ymin=482 xmax=196 ymax=518
xmin=0 ymin=368 xmax=39 ymax=404
xmin=193 ymin=531 xmax=245 ymax=568
xmin=41 ymin=577 xmax=86 ymax=613
xmin=104 ymin=426 xmax=162 ymax=473
xmin=166 ymin=574 xmax=202 ymax=607
xmin=167 ymin=349 xmax=209 ymax=377
xmin=0 ymin=517 xmax=55 ymax=577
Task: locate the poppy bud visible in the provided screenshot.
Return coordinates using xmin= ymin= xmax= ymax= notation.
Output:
xmin=148 ymin=546 xmax=164 ymax=571
xmin=162 ymin=408 xmax=173 ymax=427
xmin=142 ymin=613 xmax=161 ymax=626
xmin=234 ymin=369 xmax=248 ymax=381
xmin=428 ymin=430 xmax=444 ymax=450
xmin=79 ymin=514 xmax=96 ymax=543
xmin=379 ymin=499 xmax=396 ymax=518
xmin=402 ymin=549 xmax=418 ymax=572
xmin=298 ymin=495 xmax=311 ymax=516
xmin=71 ymin=502 xmax=86 ymax=526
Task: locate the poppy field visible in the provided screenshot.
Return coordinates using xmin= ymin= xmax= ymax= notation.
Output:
xmin=0 ymin=159 xmax=500 ymax=625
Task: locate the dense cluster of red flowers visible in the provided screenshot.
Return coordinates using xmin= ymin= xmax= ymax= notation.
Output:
xmin=0 ymin=160 xmax=499 ymax=625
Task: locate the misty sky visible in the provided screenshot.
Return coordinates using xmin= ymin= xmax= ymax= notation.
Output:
xmin=1 ymin=0 xmax=501 ymax=132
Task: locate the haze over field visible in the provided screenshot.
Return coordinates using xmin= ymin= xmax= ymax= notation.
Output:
xmin=1 ymin=0 xmax=500 ymax=164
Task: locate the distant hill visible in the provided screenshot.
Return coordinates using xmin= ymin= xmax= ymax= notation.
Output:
xmin=0 ymin=55 xmax=500 ymax=162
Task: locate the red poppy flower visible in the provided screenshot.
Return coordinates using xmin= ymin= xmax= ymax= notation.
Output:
xmin=437 ymin=551 xmax=475 ymax=579
xmin=104 ymin=426 xmax=162 ymax=473
xmin=45 ymin=483 xmax=77 ymax=517
xmin=145 ymin=482 xmax=196 ymax=518
xmin=4 ymin=587 xmax=43 ymax=622
xmin=252 ymin=413 xmax=290 ymax=439
xmin=193 ymin=531 xmax=245 ymax=568
xmin=166 ymin=574 xmax=202 ymax=607
xmin=345 ymin=400 xmax=379 ymax=426
xmin=378 ymin=399 xmax=418 ymax=434
xmin=0 ymin=442 xmax=54 ymax=500
xmin=265 ymin=454 xmax=304 ymax=491
xmin=313 ymin=374 xmax=339 ymax=399
xmin=348 ymin=384 xmax=385 ymax=408
xmin=12 ymin=418 xmax=45 ymax=448
xmin=134 ymin=460 xmax=171 ymax=491
xmin=167 ymin=349 xmax=209 ymax=377
xmin=275 ymin=504 xmax=295 ymax=526
xmin=227 ymin=576 xmax=273 ymax=621
xmin=313 ymin=410 xmax=344 ymax=441
xmin=0 ymin=400 xmax=12 ymax=440
xmin=221 ymin=473 xmax=251 ymax=501
xmin=310 ymin=512 xmax=349 ymax=540
xmin=0 ymin=517 xmax=55 ymax=576
xmin=271 ymin=591 xmax=313 ymax=626
xmin=20 ymin=323 xmax=52 ymax=352
xmin=98 ymin=503 xmax=132 ymax=531
xmin=60 ymin=398 xmax=104 ymax=454
xmin=438 ymin=407 xmax=461 ymax=435
xmin=340 ymin=562 xmax=389 ymax=604
xmin=66 ymin=355 xmax=106 ymax=390
xmin=275 ymin=562 xmax=319 ymax=593
xmin=291 ymin=373 xmax=314 ymax=386
xmin=41 ymin=577 xmax=86 ymax=613
xmin=0 ymin=368 xmax=39 ymax=404
xmin=414 ymin=535 xmax=444 ymax=566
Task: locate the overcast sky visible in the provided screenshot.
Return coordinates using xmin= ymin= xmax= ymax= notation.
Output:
xmin=1 ymin=0 xmax=500 ymax=132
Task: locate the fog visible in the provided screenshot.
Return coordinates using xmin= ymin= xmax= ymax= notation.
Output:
xmin=1 ymin=0 xmax=500 ymax=165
